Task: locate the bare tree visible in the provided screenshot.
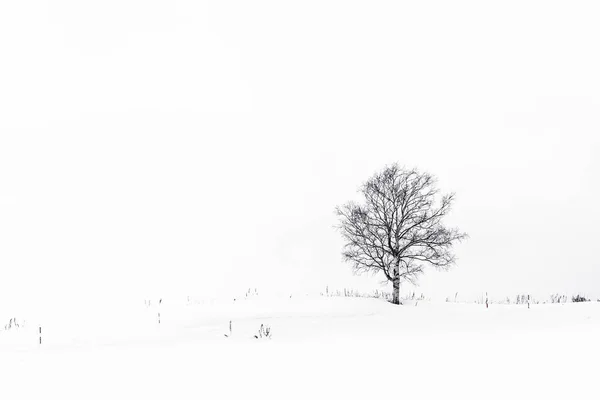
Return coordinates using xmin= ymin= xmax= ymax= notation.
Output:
xmin=336 ymin=164 xmax=467 ymax=305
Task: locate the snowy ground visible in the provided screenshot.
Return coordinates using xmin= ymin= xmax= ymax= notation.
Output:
xmin=1 ymin=296 xmax=598 ymax=399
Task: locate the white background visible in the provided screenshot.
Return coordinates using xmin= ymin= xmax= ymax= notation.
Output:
xmin=1 ymin=0 xmax=599 ymax=311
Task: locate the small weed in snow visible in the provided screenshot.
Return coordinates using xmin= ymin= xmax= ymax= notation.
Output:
xmin=224 ymin=320 xmax=232 ymax=338
xmin=4 ymin=318 xmax=21 ymax=331
xmin=254 ymin=324 xmax=271 ymax=339
xmin=572 ymin=294 xmax=590 ymax=303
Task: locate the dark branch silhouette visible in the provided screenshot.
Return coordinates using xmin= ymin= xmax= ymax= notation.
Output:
xmin=336 ymin=164 xmax=467 ymax=304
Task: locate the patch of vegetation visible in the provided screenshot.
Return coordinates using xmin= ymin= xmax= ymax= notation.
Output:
xmin=572 ymin=294 xmax=589 ymax=303
xmin=3 ymin=318 xmax=21 ymax=330
xmin=254 ymin=324 xmax=271 ymax=339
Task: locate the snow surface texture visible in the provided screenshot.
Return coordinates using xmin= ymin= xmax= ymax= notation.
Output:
xmin=2 ymin=296 xmax=598 ymax=399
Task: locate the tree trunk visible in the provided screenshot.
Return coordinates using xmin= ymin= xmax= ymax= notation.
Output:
xmin=392 ymin=278 xmax=400 ymax=305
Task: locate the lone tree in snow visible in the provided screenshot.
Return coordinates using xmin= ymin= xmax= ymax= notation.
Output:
xmin=336 ymin=164 xmax=467 ymax=305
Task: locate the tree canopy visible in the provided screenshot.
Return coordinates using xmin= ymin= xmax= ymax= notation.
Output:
xmin=336 ymin=164 xmax=467 ymax=304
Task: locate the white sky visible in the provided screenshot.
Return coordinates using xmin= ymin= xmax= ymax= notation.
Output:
xmin=1 ymin=1 xmax=599 ymax=310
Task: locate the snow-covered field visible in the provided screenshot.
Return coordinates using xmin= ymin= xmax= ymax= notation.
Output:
xmin=2 ymin=296 xmax=598 ymax=399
